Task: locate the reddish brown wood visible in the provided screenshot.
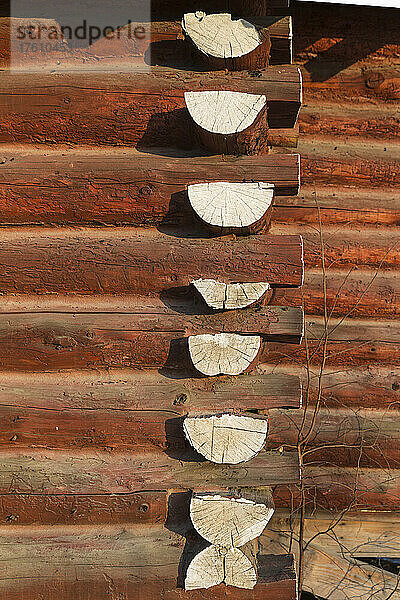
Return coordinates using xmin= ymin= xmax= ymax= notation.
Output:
xmin=0 ymin=67 xmax=301 ymax=148
xmin=0 ymin=449 xmax=300 ymax=493
xmin=0 ymin=147 xmax=300 ymax=225
xmin=0 ymin=521 xmax=297 ymax=600
xmin=0 ymin=229 xmax=304 ymax=293
xmin=0 ymin=302 xmax=303 ymax=371
xmin=0 ymin=370 xmax=302 ymax=411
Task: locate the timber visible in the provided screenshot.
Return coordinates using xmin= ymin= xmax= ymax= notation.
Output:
xmin=0 ymin=449 xmax=300 ymax=493
xmin=188 ymin=182 xmax=275 ymax=234
xmin=185 ymin=546 xmax=257 ymax=590
xmin=190 ymin=493 xmax=275 ymax=547
xmin=0 ymin=67 xmax=302 ymax=147
xmin=0 ymin=229 xmax=304 ymax=293
xmin=192 ymin=279 xmax=272 ymax=310
xmin=0 ymin=522 xmax=297 ymax=600
xmin=181 ymin=13 xmax=270 ymax=71
xmin=188 ymin=334 xmax=262 ymax=376
xmin=0 ymin=147 xmax=300 ymax=225
xmin=185 ymin=91 xmax=268 ymax=155
xmin=183 ymin=413 xmax=268 ymax=462
xmin=0 ymin=16 xmax=292 ymax=67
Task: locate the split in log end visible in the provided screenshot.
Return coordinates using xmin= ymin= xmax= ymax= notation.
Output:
xmin=183 ymin=413 xmax=268 ymax=464
xmin=192 ymin=278 xmax=271 ymax=310
xmin=188 ymin=333 xmax=261 ymax=376
xmin=188 ymin=181 xmax=274 ymax=234
xmin=185 ymin=545 xmax=257 ymax=590
xmin=190 ymin=493 xmax=275 ymax=547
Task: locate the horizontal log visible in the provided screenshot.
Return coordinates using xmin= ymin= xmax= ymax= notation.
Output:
xmin=0 ymin=16 xmax=292 ymax=68
xmin=0 ymin=229 xmax=304 ymax=293
xmin=262 ymin=527 xmax=400 ymax=600
xmin=300 ymin=103 xmax=400 ymax=141
xmin=0 ymin=299 xmax=302 ymax=371
xmin=0 ymin=449 xmax=300 ymax=493
xmin=268 ymin=407 xmax=400 ymax=468
xmin=0 ymin=522 xmax=297 ymax=600
xmin=273 ymin=186 xmax=400 ymax=226
xmin=260 ymin=364 xmax=400 ymax=411
xmin=271 ymin=223 xmax=400 ymax=269
xmin=0 ymin=370 xmax=302 ymax=411
xmin=0 ymin=146 xmax=300 ymax=225
xmin=274 ymin=465 xmax=400 ymax=512
xmin=300 ymin=137 xmax=400 ymax=189
xmin=273 ymin=268 xmax=400 ymax=319
xmin=0 ymin=67 xmax=301 ymax=148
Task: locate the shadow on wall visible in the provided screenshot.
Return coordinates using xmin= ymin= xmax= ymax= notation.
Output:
xmin=292 ymin=1 xmax=400 ymax=81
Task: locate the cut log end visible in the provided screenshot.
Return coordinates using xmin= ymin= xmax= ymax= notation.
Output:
xmin=188 ymin=333 xmax=261 ymax=376
xmin=188 ymin=181 xmax=274 ymax=234
xmin=181 ymin=12 xmax=270 ymax=71
xmin=192 ymin=278 xmax=271 ymax=310
xmin=184 ymin=91 xmax=269 ymax=155
xmin=185 ymin=545 xmax=257 ymax=590
xmin=190 ymin=493 xmax=275 ymax=547
xmin=183 ymin=413 xmax=268 ymax=464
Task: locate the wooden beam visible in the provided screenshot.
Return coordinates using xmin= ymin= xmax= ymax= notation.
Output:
xmin=0 ymin=370 xmax=302 ymax=411
xmin=0 ymin=449 xmax=300 ymax=494
xmin=0 ymin=523 xmax=297 ymax=599
xmin=0 ymin=146 xmax=300 ymax=225
xmin=0 ymin=229 xmax=304 ymax=293
xmin=0 ymin=67 xmax=301 ymax=148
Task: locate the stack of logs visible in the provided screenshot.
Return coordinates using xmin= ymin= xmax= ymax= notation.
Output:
xmin=0 ymin=1 xmax=304 ymax=599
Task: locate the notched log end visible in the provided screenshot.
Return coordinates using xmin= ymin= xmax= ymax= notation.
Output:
xmin=188 ymin=181 xmax=274 ymax=234
xmin=181 ymin=12 xmax=270 ymax=71
xmin=190 ymin=493 xmax=275 ymax=547
xmin=192 ymin=278 xmax=271 ymax=310
xmin=184 ymin=90 xmax=268 ymax=155
xmin=183 ymin=413 xmax=268 ymax=464
xmin=185 ymin=545 xmax=257 ymax=590
xmin=188 ymin=333 xmax=261 ymax=376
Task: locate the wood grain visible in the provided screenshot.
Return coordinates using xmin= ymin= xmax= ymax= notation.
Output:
xmin=0 ymin=229 xmax=304 ymax=293
xmin=0 ymin=67 xmax=301 ymax=148
xmin=0 ymin=146 xmax=300 ymax=225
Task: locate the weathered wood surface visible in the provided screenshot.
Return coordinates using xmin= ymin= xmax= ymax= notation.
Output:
xmin=0 ymin=307 xmax=303 ymax=371
xmin=0 ymin=16 xmax=292 ymax=67
xmin=0 ymin=147 xmax=300 ymax=225
xmin=0 ymin=449 xmax=300 ymax=493
xmin=262 ymin=524 xmax=400 ymax=600
xmin=0 ymin=523 xmax=297 ymax=600
xmin=181 ymin=13 xmax=271 ymax=71
xmin=0 ymin=370 xmax=302 ymax=411
xmin=0 ymin=229 xmax=304 ymax=293
xmin=0 ymin=67 xmax=301 ymax=148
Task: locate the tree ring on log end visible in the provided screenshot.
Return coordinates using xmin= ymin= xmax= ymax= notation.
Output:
xmin=184 ymin=91 xmax=268 ymax=155
xmin=192 ymin=278 xmax=271 ymax=310
xmin=183 ymin=413 xmax=268 ymax=464
xmin=190 ymin=493 xmax=275 ymax=547
xmin=188 ymin=181 xmax=274 ymax=234
xmin=188 ymin=333 xmax=261 ymax=376
xmin=181 ymin=12 xmax=270 ymax=71
xmin=185 ymin=545 xmax=257 ymax=590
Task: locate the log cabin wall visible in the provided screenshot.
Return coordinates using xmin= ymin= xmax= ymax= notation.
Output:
xmin=0 ymin=0 xmax=399 ymax=599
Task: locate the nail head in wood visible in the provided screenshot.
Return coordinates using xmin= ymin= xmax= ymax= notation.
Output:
xmin=184 ymin=91 xmax=269 ymax=155
xmin=188 ymin=181 xmax=274 ymax=234
xmin=188 ymin=333 xmax=261 ymax=376
xmin=185 ymin=545 xmax=257 ymax=590
xmin=181 ymin=12 xmax=270 ymax=71
xmin=190 ymin=493 xmax=275 ymax=547
xmin=183 ymin=413 xmax=268 ymax=464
